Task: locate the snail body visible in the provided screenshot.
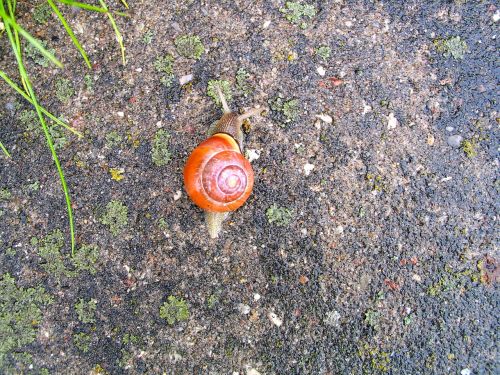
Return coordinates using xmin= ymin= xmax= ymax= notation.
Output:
xmin=183 ymin=86 xmax=263 ymax=238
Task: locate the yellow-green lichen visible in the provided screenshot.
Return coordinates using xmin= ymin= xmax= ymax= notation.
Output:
xmin=316 ymin=45 xmax=331 ymax=61
xmin=358 ymin=342 xmax=391 ymax=373
xmin=0 ymin=188 xmax=11 ymax=201
xmin=266 ymin=204 xmax=294 ymax=226
xmin=0 ymin=273 xmax=53 ymax=369
xmin=75 ymin=298 xmax=97 ymax=324
xmin=100 ymin=200 xmax=128 ymax=236
xmin=55 ymin=78 xmax=74 ymax=103
xmin=73 ymin=332 xmax=92 ymax=353
xmin=269 ymin=94 xmax=300 ymax=126
xmin=175 ymin=35 xmax=204 ymax=60
xmin=151 ymin=129 xmax=171 ymax=167
xmin=434 ymin=36 xmax=468 ymax=59
xmin=33 ymin=3 xmax=52 ymax=25
xmin=461 ymin=139 xmax=477 ymax=158
xmin=280 ymin=1 xmax=317 ymax=29
xmin=153 ymin=54 xmax=175 ymax=86
xmin=207 ymin=80 xmax=232 ymax=107
xmin=160 ymin=296 xmax=189 ymax=325
xmin=24 ymin=39 xmax=55 ymax=67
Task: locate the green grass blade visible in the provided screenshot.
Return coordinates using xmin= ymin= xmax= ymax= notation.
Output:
xmin=1 ymin=6 xmax=75 ymax=254
xmin=120 ymin=0 xmax=128 ymax=9
xmin=0 ymin=140 xmax=11 ymax=157
xmin=47 ymin=0 xmax=91 ymax=69
xmin=0 ymin=70 xmax=83 ymax=137
xmin=56 ymin=0 xmax=107 ymax=13
xmin=0 ymin=11 xmax=63 ymax=68
xmin=99 ymin=0 xmax=125 ymax=65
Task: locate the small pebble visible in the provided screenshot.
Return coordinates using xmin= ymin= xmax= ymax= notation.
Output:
xmin=387 ymin=113 xmax=398 ymax=129
xmin=263 ymin=20 xmax=271 ymax=29
xmin=317 ymin=66 xmax=326 ymax=76
xmin=253 ymin=293 xmax=261 ymax=301
xmin=268 ymin=312 xmax=283 ymax=327
xmin=324 ymin=310 xmax=341 ymax=327
xmin=427 ymin=134 xmax=435 ymax=146
xmin=179 ymin=74 xmax=193 ymax=85
xmin=362 ymin=102 xmax=372 ymax=115
xmin=334 ymin=225 xmax=344 ymax=235
xmin=237 ymin=303 xmax=251 ymax=315
xmin=447 ymin=135 xmax=463 ymax=148
xmin=493 ymin=10 xmax=500 ymax=22
xmin=315 ymin=113 xmax=333 ymax=124
xmin=173 ymin=190 xmax=182 ymax=201
xmin=135 ymin=67 xmax=142 ymax=73
xmin=245 ymin=149 xmax=261 ymax=163
xmin=117 ymin=111 xmax=125 ymax=117
xmin=412 ymin=274 xmax=422 ymax=283
xmin=446 ymin=126 xmax=454 ymax=132
xmin=461 ymin=369 xmax=471 ymax=375
xmin=246 ymin=369 xmax=261 ymax=375
xmin=304 ymin=163 xmax=315 ymax=176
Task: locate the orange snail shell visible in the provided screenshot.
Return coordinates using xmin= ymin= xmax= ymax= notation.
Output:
xmin=183 ymin=133 xmax=254 ymax=212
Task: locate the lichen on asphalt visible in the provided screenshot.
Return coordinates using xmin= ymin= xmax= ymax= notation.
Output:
xmin=100 ymin=200 xmax=128 ymax=236
xmin=0 ymin=274 xmax=52 ymax=369
xmin=159 ymin=296 xmax=189 ymax=325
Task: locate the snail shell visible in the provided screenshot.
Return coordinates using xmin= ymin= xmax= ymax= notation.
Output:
xmin=183 ymin=132 xmax=254 ymax=213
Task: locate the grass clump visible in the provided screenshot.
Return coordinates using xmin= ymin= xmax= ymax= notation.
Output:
xmin=160 ymin=296 xmax=189 ymax=325
xmin=434 ymin=36 xmax=468 ymax=59
xmin=461 ymin=139 xmax=477 ymax=158
xmin=33 ymin=3 xmax=52 ymax=25
xmin=154 ymin=54 xmax=175 ymax=86
xmin=316 ymin=45 xmax=331 ymax=61
xmin=73 ymin=332 xmax=92 ymax=353
xmin=0 ymin=273 xmax=53 ymax=369
xmin=75 ymin=298 xmax=97 ymax=324
xmin=151 ymin=129 xmax=171 ymax=167
xmin=175 ymin=35 xmax=204 ymax=60
xmin=100 ymin=200 xmax=128 ymax=236
xmin=207 ymin=80 xmax=232 ymax=107
xmin=24 ymin=39 xmax=55 ymax=67
xmin=280 ymin=1 xmax=317 ymax=29
xmin=266 ymin=204 xmax=293 ymax=226
xmin=55 ymin=78 xmax=74 ymax=103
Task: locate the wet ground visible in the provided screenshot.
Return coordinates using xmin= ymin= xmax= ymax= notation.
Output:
xmin=0 ymin=0 xmax=499 ymax=374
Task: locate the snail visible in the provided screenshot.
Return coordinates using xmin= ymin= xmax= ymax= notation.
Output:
xmin=184 ymin=86 xmax=264 ymax=238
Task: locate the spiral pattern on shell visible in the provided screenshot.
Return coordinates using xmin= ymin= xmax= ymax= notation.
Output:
xmin=184 ymin=133 xmax=254 ymax=212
